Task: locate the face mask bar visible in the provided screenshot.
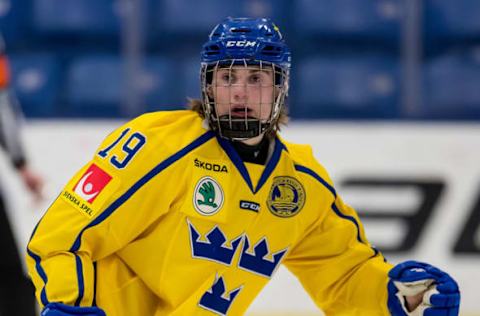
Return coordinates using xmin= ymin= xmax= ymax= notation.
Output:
xmin=201 ymin=59 xmax=289 ymax=140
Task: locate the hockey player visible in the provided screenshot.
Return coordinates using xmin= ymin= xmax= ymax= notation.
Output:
xmin=27 ymin=18 xmax=459 ymax=316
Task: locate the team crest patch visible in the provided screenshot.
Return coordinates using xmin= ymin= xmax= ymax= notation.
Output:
xmin=267 ymin=176 xmax=305 ymax=218
xmin=193 ymin=176 xmax=224 ymax=216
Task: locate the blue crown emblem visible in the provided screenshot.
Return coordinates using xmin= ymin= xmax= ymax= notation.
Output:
xmin=199 ymin=276 xmax=242 ymax=316
xmin=189 ymin=221 xmax=242 ymax=265
xmin=239 ymin=236 xmax=287 ymax=277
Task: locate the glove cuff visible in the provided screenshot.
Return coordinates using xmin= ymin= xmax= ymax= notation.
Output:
xmin=41 ymin=303 xmax=106 ymax=316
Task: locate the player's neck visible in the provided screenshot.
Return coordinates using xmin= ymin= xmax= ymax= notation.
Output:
xmin=231 ymin=135 xmax=270 ymax=165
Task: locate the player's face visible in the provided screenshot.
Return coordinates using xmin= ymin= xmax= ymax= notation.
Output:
xmin=211 ymin=66 xmax=275 ymax=121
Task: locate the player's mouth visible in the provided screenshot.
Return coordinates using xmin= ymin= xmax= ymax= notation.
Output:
xmin=230 ymin=105 xmax=253 ymax=118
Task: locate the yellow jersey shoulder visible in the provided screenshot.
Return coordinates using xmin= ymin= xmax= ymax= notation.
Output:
xmin=93 ymin=110 xmax=208 ymax=174
xmin=60 ymin=110 xmax=210 ymax=219
xmin=280 ymin=136 xmax=335 ymax=190
xmin=126 ymin=109 xmax=207 ymax=147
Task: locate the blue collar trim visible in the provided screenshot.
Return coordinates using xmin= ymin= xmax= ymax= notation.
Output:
xmin=216 ymin=136 xmax=286 ymax=194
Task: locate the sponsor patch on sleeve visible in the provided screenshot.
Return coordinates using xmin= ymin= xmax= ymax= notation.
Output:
xmin=73 ymin=163 xmax=112 ymax=202
xmin=61 ymin=163 xmax=117 ymax=218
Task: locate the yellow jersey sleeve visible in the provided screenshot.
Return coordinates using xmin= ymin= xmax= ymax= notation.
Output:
xmin=283 ymin=144 xmax=393 ymax=315
xmin=26 ymin=111 xmax=209 ymax=308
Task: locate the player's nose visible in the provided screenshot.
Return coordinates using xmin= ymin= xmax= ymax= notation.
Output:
xmin=230 ymin=83 xmax=247 ymax=101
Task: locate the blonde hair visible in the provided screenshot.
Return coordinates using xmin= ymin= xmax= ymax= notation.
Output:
xmin=187 ymin=98 xmax=289 ymax=135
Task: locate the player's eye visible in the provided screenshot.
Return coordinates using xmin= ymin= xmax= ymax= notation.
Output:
xmin=219 ymin=72 xmax=235 ymax=84
xmin=248 ymin=74 xmax=262 ymax=85
xmin=221 ymin=73 xmax=230 ymax=81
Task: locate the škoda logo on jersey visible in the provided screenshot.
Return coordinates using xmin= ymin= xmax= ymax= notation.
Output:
xmin=267 ymin=176 xmax=305 ymax=218
xmin=194 ymin=158 xmax=228 ymax=173
xmin=193 ymin=176 xmax=224 ymax=216
xmin=73 ymin=163 xmax=112 ymax=203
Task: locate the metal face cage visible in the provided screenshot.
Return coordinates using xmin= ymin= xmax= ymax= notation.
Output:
xmin=201 ymin=59 xmax=289 ymax=140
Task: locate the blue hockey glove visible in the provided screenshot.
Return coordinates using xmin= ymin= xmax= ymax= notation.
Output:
xmin=387 ymin=261 xmax=460 ymax=316
xmin=41 ymin=303 xmax=106 ymax=316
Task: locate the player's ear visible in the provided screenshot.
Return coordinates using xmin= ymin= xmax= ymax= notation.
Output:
xmin=274 ymin=86 xmax=280 ymax=97
xmin=206 ymin=84 xmax=214 ymax=98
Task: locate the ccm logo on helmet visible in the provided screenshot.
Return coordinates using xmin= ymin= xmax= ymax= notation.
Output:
xmin=226 ymin=40 xmax=256 ymax=48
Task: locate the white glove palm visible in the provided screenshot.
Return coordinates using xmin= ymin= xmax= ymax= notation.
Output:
xmin=387 ymin=261 xmax=460 ymax=316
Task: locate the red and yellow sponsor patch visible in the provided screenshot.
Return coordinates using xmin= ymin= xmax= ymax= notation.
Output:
xmin=62 ymin=163 xmax=117 ymax=218
xmin=73 ymin=163 xmax=112 ymax=203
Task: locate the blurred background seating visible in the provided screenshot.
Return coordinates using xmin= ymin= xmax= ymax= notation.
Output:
xmin=423 ymin=48 xmax=480 ymax=119
xmin=0 ymin=0 xmax=32 ymax=50
xmin=0 ymin=0 xmax=479 ymax=121
xmin=32 ymin=0 xmax=121 ymax=39
xmin=293 ymin=55 xmax=399 ymax=119
xmin=424 ymin=0 xmax=480 ymax=43
xmin=293 ymin=0 xmax=403 ymax=44
xmin=66 ymin=54 xmax=177 ymax=117
xmin=151 ymin=0 xmax=287 ymax=37
xmin=9 ymin=53 xmax=61 ymax=117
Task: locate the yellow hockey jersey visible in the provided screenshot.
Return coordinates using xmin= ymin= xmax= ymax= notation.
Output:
xmin=27 ymin=110 xmax=393 ymax=316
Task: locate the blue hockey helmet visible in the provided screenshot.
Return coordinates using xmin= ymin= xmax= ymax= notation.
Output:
xmin=200 ymin=17 xmax=291 ymax=140
xmin=201 ymin=17 xmax=291 ymax=69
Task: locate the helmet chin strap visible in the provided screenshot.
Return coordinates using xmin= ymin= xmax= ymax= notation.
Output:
xmin=214 ymin=116 xmax=271 ymax=140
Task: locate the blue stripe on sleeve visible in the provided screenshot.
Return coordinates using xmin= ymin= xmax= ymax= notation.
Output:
xmin=25 ymin=196 xmax=59 ymax=306
xmin=294 ymin=164 xmax=337 ymax=198
xmin=370 ymin=246 xmax=384 ymax=260
xmin=331 ymin=202 xmax=364 ymax=243
xmin=92 ymin=261 xmax=97 ymax=306
xmin=71 ymin=130 xmax=215 ymax=252
xmin=74 ymin=255 xmax=85 ymax=306
xmin=294 ymin=164 xmax=364 ymax=244
xmin=26 ymin=248 xmax=49 ymax=306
